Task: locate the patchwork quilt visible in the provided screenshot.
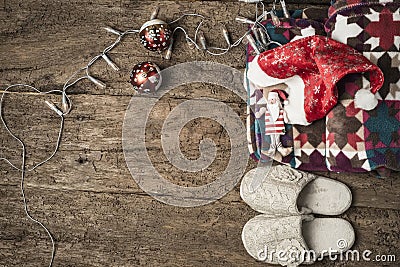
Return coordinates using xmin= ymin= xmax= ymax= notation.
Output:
xmin=245 ymin=3 xmax=399 ymax=173
xmin=326 ymin=0 xmax=399 ymax=172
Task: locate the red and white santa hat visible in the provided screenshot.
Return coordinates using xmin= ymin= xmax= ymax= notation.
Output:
xmin=247 ymin=35 xmax=384 ymax=125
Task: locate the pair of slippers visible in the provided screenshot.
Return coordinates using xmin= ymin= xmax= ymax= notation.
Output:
xmin=240 ymin=165 xmax=355 ymax=266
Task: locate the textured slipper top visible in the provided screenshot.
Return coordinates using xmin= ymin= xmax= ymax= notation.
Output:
xmin=240 ymin=165 xmax=316 ymax=216
xmin=242 ymin=214 xmax=315 ymax=266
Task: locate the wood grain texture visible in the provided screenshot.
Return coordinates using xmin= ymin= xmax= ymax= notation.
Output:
xmin=1 ymin=1 xmax=399 ymax=266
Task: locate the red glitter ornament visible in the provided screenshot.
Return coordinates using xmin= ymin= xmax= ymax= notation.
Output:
xmin=129 ymin=62 xmax=162 ymax=94
xmin=139 ymin=19 xmax=172 ymax=52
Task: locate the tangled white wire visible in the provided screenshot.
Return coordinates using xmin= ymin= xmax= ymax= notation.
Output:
xmin=167 ymin=11 xmax=277 ymax=56
xmin=0 ymin=27 xmax=139 ymax=266
xmin=0 ymin=6 xmax=280 ymax=265
xmin=0 ymin=84 xmax=63 ymax=267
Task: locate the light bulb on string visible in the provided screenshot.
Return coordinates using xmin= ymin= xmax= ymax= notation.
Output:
xmin=1 ymin=3 xmax=288 ymax=267
xmin=102 ymin=54 xmax=120 ymax=71
xmin=104 ymin=27 xmax=122 ymax=35
xmin=87 ymin=75 xmax=106 ymax=89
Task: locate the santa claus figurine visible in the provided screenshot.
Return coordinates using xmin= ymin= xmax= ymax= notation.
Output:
xmin=255 ymin=90 xmax=293 ymax=157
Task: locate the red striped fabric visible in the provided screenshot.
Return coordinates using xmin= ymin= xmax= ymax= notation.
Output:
xmin=265 ymin=109 xmax=285 ymax=134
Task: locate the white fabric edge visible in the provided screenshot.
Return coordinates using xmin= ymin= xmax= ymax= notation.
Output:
xmin=246 ymin=55 xmax=310 ymax=126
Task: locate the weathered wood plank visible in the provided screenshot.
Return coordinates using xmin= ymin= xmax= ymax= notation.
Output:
xmin=0 ymin=88 xmax=245 ymax=151
xmin=0 ymin=186 xmax=398 ymax=267
xmin=1 ymin=1 xmax=399 ymax=267
xmin=1 ymin=94 xmax=399 ymax=209
xmin=0 ymin=1 xmax=329 ymax=96
xmin=2 ymin=148 xmax=400 ymax=210
xmin=0 ymin=0 xmax=248 ymax=91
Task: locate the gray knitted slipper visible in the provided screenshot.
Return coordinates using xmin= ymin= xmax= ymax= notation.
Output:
xmin=242 ymin=214 xmax=355 ymax=266
xmin=240 ymin=165 xmax=352 ymax=216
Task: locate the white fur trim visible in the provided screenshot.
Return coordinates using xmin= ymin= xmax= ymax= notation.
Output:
xmin=354 ymin=89 xmax=379 ymax=110
xmin=246 ymin=56 xmax=310 ymax=125
xmin=247 ymin=55 xmax=288 ymax=88
xmin=284 ymin=76 xmax=311 ymax=126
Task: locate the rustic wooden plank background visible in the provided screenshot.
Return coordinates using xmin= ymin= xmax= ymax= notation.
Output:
xmin=0 ymin=0 xmax=399 ymax=266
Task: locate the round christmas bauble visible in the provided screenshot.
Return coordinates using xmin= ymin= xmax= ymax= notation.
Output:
xmin=129 ymin=62 xmax=162 ymax=94
xmin=139 ymin=19 xmax=172 ymax=52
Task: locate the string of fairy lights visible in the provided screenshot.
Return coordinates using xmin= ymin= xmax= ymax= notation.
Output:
xmin=0 ymin=1 xmax=289 ymax=266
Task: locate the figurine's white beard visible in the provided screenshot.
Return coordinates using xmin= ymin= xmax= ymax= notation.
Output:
xmin=267 ymin=102 xmax=280 ymax=121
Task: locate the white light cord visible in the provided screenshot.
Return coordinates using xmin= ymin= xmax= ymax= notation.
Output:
xmin=0 ymin=84 xmax=64 ymax=267
xmin=1 ymin=6 xmax=281 ymax=265
xmin=166 ymin=11 xmax=274 ymax=57
xmin=0 ymin=26 xmax=140 ymax=267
